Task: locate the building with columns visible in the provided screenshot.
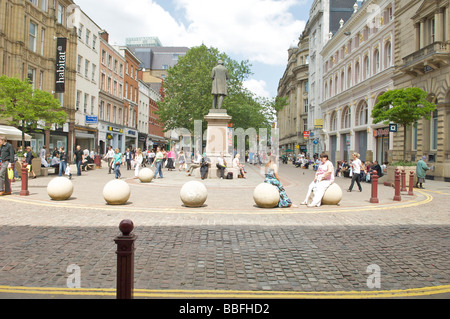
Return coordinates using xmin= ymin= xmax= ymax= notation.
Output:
xmin=303 ymin=0 xmax=356 ymax=158
xmin=277 ymin=32 xmax=310 ymax=156
xmin=0 ymin=0 xmax=77 ymax=157
xmin=392 ymin=0 xmax=450 ymax=181
xmin=320 ymin=0 xmax=396 ymax=166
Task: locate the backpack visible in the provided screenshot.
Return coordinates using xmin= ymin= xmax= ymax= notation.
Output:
xmin=226 ymin=172 xmax=233 ymax=179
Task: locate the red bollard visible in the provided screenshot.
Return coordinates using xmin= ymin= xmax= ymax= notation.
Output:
xmin=401 ymin=169 xmax=407 ymax=192
xmin=20 ymin=162 xmax=29 ymax=196
xmin=408 ymin=171 xmax=415 ymax=196
xmin=393 ymin=169 xmax=401 ymax=201
xmin=370 ymin=170 xmax=379 ymax=203
xmin=114 ymin=219 xmax=137 ymax=299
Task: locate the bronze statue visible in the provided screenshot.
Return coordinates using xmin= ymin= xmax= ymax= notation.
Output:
xmin=211 ymin=60 xmax=229 ymax=109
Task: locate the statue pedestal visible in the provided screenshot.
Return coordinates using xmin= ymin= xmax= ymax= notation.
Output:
xmin=203 ymin=109 xmax=233 ymax=179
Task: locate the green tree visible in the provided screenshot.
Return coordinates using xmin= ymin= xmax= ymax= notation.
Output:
xmin=157 ymin=45 xmax=273 ymax=133
xmin=0 ymin=75 xmax=68 ymax=146
xmin=372 ymin=87 xmax=436 ymax=160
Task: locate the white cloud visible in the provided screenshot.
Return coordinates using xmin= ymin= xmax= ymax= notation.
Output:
xmin=243 ymin=79 xmax=271 ymax=99
xmin=75 ymin=0 xmax=305 ymax=66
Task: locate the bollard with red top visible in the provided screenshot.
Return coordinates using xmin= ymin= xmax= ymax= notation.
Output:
xmin=20 ymin=162 xmax=29 ymax=196
xmin=393 ymin=169 xmax=401 ymax=201
xmin=114 ymin=219 xmax=137 ymax=299
xmin=408 ymin=171 xmax=415 ymax=196
xmin=370 ymin=170 xmax=379 ymax=203
xmin=401 ymin=169 xmax=407 ymax=192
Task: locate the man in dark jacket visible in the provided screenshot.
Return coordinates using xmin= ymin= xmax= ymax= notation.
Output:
xmin=0 ymin=136 xmax=14 ymax=195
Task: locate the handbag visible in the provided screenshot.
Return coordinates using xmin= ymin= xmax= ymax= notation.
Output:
xmin=8 ymin=167 xmax=14 ymax=180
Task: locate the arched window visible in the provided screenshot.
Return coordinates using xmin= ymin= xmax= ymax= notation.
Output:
xmin=347 ymin=66 xmax=352 ymax=88
xmin=357 ymin=101 xmax=368 ymax=126
xmin=355 ymin=61 xmax=360 ymax=84
xmin=385 ymin=42 xmax=392 ymax=68
xmin=373 ymin=49 xmax=380 ymax=73
xmin=330 ymin=111 xmax=338 ymax=131
xmin=363 ymin=56 xmax=369 ymax=79
xmin=342 ymin=106 xmax=351 ymax=128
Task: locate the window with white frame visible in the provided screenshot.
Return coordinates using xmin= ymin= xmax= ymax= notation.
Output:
xmin=373 ymin=49 xmax=380 ymax=73
xmin=40 ymin=28 xmax=45 ymax=55
xmin=84 ymin=93 xmax=88 ymax=114
xmin=385 ymin=42 xmax=392 ymax=67
xmin=29 ymin=21 xmax=37 ymax=52
xmin=357 ymin=101 xmax=368 ymax=126
xmin=431 ymin=109 xmax=438 ymax=150
xmin=57 ymin=4 xmax=64 ymax=25
xmin=78 ymin=24 xmax=83 ymax=38
xmin=27 ymin=67 xmax=35 ymax=89
xmin=85 ymin=29 xmax=90 ymax=45
xmin=342 ymin=107 xmax=351 ymax=128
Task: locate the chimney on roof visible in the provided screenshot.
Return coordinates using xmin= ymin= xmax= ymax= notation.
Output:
xmin=100 ymin=30 xmax=109 ymax=43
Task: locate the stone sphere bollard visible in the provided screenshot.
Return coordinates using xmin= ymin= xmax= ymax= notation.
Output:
xmin=138 ymin=167 xmax=154 ymax=183
xmin=180 ymin=181 xmax=207 ymax=207
xmin=103 ymin=179 xmax=131 ymax=205
xmin=253 ymin=183 xmax=280 ymax=208
xmin=47 ymin=177 xmax=74 ymax=200
xmin=321 ymin=183 xmax=343 ymax=205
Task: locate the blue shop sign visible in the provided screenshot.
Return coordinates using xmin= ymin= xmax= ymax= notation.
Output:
xmin=85 ymin=115 xmax=98 ymax=124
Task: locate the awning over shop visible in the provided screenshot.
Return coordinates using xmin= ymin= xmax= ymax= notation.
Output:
xmin=0 ymin=125 xmax=31 ymax=141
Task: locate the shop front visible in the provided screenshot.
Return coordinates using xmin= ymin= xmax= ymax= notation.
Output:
xmin=374 ymin=127 xmax=390 ymax=164
xmin=125 ymin=129 xmax=137 ymax=150
xmin=74 ymin=128 xmax=97 ymax=154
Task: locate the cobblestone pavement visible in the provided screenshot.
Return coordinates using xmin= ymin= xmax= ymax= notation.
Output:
xmin=0 ymin=162 xmax=449 ymax=299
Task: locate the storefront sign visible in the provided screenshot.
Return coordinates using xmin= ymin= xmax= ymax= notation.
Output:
xmin=374 ymin=128 xmax=390 ymax=137
xmin=303 ymin=131 xmax=310 ymax=139
xmin=127 ymin=130 xmax=136 ymax=136
xmin=108 ymin=126 xmax=123 ymax=133
xmin=389 ymin=124 xmax=398 ymax=132
xmin=55 ymin=38 xmax=67 ymax=93
xmin=85 ymin=116 xmax=98 ymax=124
xmin=314 ymin=119 xmax=323 ymax=129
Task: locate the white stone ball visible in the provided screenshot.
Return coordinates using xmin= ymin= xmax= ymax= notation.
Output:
xmin=321 ymin=183 xmax=343 ymax=205
xmin=253 ymin=183 xmax=280 ymax=208
xmin=47 ymin=177 xmax=74 ymax=201
xmin=180 ymin=181 xmax=207 ymax=207
xmin=103 ymin=179 xmax=131 ymax=205
xmin=138 ymin=168 xmax=154 ymax=183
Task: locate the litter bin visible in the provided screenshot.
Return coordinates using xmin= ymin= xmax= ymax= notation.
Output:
xmin=94 ymin=155 xmax=102 ymax=168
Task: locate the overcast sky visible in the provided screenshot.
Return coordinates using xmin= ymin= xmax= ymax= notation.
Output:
xmin=74 ymin=0 xmax=313 ymax=99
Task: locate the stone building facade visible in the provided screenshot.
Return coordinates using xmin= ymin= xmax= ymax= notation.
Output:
xmin=392 ymin=0 xmax=450 ymax=181
xmin=277 ymin=33 xmax=310 ymax=156
xmin=0 ymin=0 xmax=77 ymax=157
xmin=320 ymin=0 xmax=396 ymax=166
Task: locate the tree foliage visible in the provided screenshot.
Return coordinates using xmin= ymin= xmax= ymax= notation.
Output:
xmin=372 ymin=87 xmax=436 ymax=159
xmin=0 ymin=75 xmax=68 ymax=145
xmin=157 ymin=45 xmax=274 ymax=132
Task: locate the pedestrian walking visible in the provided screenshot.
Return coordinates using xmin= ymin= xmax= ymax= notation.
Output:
xmin=125 ymin=148 xmax=133 ymax=170
xmin=301 ymin=154 xmax=335 ymax=207
xmin=103 ymin=146 xmax=115 ymax=174
xmin=0 ymin=135 xmax=14 ymax=196
xmin=347 ymin=153 xmax=363 ymax=192
xmin=112 ymin=148 xmax=123 ymax=179
xmin=153 ymin=147 xmax=164 ymax=179
xmin=134 ymin=148 xmax=143 ymax=178
xmin=416 ymin=156 xmax=430 ymax=189
xmin=25 ymin=146 xmax=37 ymax=179
xmin=166 ymin=149 xmax=175 ymax=171
xmin=178 ymin=150 xmax=186 ymax=171
xmin=73 ymin=145 xmax=83 ymax=176
xmin=58 ymin=147 xmax=68 ymax=178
